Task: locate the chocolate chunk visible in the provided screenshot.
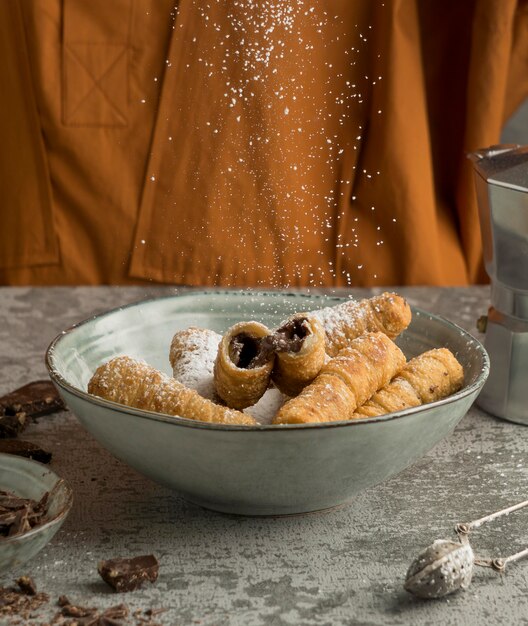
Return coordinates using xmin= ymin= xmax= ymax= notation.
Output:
xmin=102 ymin=604 xmax=128 ymax=620
xmin=0 ymin=585 xmax=49 ymax=620
xmin=0 ymin=380 xmax=65 ymax=422
xmin=97 ymin=555 xmax=159 ymax=593
xmin=0 ymin=410 xmax=28 ymax=438
xmin=55 ymin=599 xmax=130 ymax=626
xmin=145 ymin=607 xmax=168 ymax=617
xmin=16 ymin=576 xmax=37 ymax=596
xmin=61 ymin=602 xmax=98 ymax=617
xmin=0 ymin=439 xmax=52 ymax=463
xmin=0 ymin=488 xmax=50 ymax=538
xmin=7 ymin=507 xmax=31 ymax=537
xmin=98 ymin=616 xmax=126 ymax=626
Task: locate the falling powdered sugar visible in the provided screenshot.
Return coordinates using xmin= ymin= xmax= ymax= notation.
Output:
xmin=311 ymin=297 xmax=367 ymax=350
xmin=310 ymin=292 xmax=407 ymax=356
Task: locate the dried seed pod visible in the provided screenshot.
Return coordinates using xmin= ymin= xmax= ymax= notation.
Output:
xmin=404 ymin=539 xmax=474 ymax=599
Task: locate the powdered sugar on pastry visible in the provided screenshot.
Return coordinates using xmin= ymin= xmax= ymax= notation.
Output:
xmin=169 ymin=327 xmax=221 ymax=401
xmin=311 ymin=292 xmax=411 ymax=356
xmin=244 ymin=388 xmax=288 ymax=425
xmin=88 ymin=355 xmax=256 ymax=425
xmin=169 ymin=325 xmax=287 ymax=422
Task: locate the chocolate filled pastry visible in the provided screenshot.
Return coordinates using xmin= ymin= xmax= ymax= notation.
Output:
xmin=273 ymin=332 xmax=406 ymax=425
xmin=169 ymin=326 xmax=221 ymax=401
xmin=352 ymin=348 xmax=464 ymax=418
xmin=311 ymin=292 xmax=412 ymax=357
xmin=214 ymin=321 xmax=275 ymax=409
xmin=269 ymin=313 xmax=326 ymax=396
xmin=88 ymin=356 xmax=256 ymax=426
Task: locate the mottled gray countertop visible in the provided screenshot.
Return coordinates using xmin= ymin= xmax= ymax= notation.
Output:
xmin=1 ymin=286 xmax=527 ymax=626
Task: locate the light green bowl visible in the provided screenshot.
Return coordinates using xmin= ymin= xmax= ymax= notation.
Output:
xmin=46 ymin=291 xmax=489 ymax=516
xmin=0 ymin=454 xmax=73 ymax=572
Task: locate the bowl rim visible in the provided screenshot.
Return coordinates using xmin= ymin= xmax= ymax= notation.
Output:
xmin=45 ymin=289 xmax=490 ymax=432
xmin=0 ymin=453 xmax=73 ymax=545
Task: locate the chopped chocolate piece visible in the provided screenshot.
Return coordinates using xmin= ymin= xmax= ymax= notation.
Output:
xmin=61 ymin=602 xmax=98 ymax=617
xmin=0 ymin=585 xmax=49 ymax=619
xmin=0 ymin=510 xmax=18 ymax=527
xmin=145 ymin=607 xmax=168 ymax=617
xmin=102 ymin=604 xmax=128 ymax=620
xmin=0 ymin=439 xmax=52 ymax=463
xmin=0 ymin=410 xmax=28 ymax=438
xmin=16 ymin=576 xmax=37 ymax=596
xmin=7 ymin=507 xmax=31 ymax=537
xmin=0 ymin=380 xmax=65 ymax=422
xmin=97 ymin=555 xmax=159 ymax=593
xmin=58 ymin=595 xmax=71 ymax=607
xmin=57 ymin=604 xmax=130 ymax=626
xmin=0 ymin=488 xmax=50 ymax=538
xmin=98 ymin=617 xmax=124 ymax=626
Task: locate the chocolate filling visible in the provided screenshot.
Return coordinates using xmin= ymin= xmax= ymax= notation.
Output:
xmin=229 ymin=333 xmax=273 ymax=369
xmin=228 ymin=318 xmax=310 ymax=369
xmin=271 ymin=318 xmax=310 ymax=354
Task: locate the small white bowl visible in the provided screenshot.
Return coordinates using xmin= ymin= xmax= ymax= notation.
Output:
xmin=46 ymin=291 xmax=488 ymax=516
xmin=0 ymin=454 xmax=73 ymax=572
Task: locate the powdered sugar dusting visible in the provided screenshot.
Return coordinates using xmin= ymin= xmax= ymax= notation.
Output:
xmin=89 ymin=355 xmax=255 ymax=425
xmin=244 ymin=387 xmax=288 ymax=424
xmin=310 ymin=292 xmax=406 ymax=354
xmin=311 ymin=297 xmax=368 ymax=349
xmin=170 ymin=327 xmax=221 ymax=400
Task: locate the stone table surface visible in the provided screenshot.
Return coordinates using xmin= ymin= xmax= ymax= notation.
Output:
xmin=0 ymin=286 xmax=527 ymax=626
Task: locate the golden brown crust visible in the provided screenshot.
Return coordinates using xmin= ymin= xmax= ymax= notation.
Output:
xmin=88 ymin=356 xmax=256 ymax=426
xmin=271 ymin=314 xmax=326 ymax=397
xmin=351 ymin=378 xmax=421 ymax=418
xmin=312 ymin=292 xmax=412 ymax=357
xmin=398 ymin=347 xmax=464 ymax=404
xmin=352 ymin=348 xmax=464 ymax=418
xmin=273 ymin=332 xmax=406 ymax=424
xmin=213 ymin=321 xmax=274 ymax=410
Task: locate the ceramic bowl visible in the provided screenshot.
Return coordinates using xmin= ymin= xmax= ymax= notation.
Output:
xmin=46 ymin=291 xmax=489 ymax=516
xmin=0 ymin=454 xmax=73 ymax=572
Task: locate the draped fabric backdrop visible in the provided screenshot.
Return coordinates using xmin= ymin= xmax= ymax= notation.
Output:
xmin=1 ymin=0 xmax=528 ymax=286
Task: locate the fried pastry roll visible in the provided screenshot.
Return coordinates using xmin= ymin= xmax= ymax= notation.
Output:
xmin=351 ymin=348 xmax=464 ymax=418
xmin=88 ymin=356 xmax=256 ymax=426
xmin=269 ymin=313 xmax=326 ymax=396
xmin=169 ymin=326 xmax=221 ymax=401
xmin=214 ymin=321 xmax=275 ymax=410
xmin=311 ymin=292 xmax=412 ymax=357
xmin=273 ymin=332 xmax=406 ymax=425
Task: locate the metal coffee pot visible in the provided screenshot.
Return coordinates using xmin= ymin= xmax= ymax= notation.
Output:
xmin=470 ymin=144 xmax=528 ymax=425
